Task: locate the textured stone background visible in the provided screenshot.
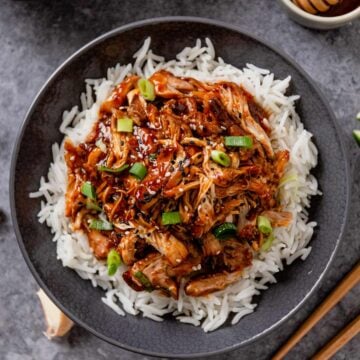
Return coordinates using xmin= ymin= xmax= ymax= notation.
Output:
xmin=0 ymin=0 xmax=359 ymax=359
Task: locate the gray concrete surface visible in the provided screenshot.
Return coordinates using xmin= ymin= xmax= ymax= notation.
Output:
xmin=0 ymin=0 xmax=359 ymax=359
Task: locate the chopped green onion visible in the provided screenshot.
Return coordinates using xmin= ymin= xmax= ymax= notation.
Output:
xmin=138 ymin=78 xmax=155 ymax=101
xmin=129 ymin=162 xmax=147 ymax=180
xmin=353 ymin=130 xmax=360 ymax=146
xmin=85 ymin=198 xmax=102 ymax=212
xmin=162 ymin=211 xmax=182 ymax=225
xmin=107 ymin=249 xmax=122 ymax=276
xmin=210 ymin=150 xmax=231 ymax=167
xmin=257 ymin=216 xmax=272 ymax=235
xmin=134 ymin=271 xmax=153 ymax=291
xmin=117 ymin=117 xmax=133 ymax=132
xmin=148 ymin=153 xmax=157 ymax=162
xmin=81 ymin=181 xmax=96 ymax=200
xmin=225 ymin=136 xmax=253 ymax=148
xmin=97 ymin=164 xmax=129 ymax=173
xmin=261 ymin=233 xmax=275 ymax=251
xmin=356 ymin=112 xmax=360 ymax=121
xmin=279 ymin=172 xmax=298 ymax=187
xmin=213 ymin=222 xmax=237 ymax=240
xmin=89 ymin=219 xmax=113 ymax=231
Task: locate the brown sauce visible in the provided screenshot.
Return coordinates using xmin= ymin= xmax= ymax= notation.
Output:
xmin=319 ymin=0 xmax=359 ymax=17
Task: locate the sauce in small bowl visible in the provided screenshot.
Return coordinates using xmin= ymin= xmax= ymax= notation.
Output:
xmin=319 ymin=0 xmax=359 ymax=17
xmin=279 ymin=0 xmax=360 ymax=29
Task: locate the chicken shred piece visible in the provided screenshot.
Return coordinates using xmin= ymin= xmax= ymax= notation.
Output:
xmin=185 ymin=271 xmax=243 ymax=297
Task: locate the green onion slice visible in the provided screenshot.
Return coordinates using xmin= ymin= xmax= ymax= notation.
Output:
xmin=356 ymin=112 xmax=360 ymax=121
xmin=129 ymin=162 xmax=147 ymax=180
xmin=97 ymin=164 xmax=129 ymax=173
xmin=261 ymin=233 xmax=275 ymax=252
xmin=117 ymin=117 xmax=133 ymax=132
xmin=279 ymin=172 xmax=298 ymax=187
xmin=107 ymin=249 xmax=122 ymax=276
xmin=257 ymin=216 xmax=272 ymax=235
xmin=85 ymin=198 xmax=102 ymax=212
xmin=210 ymin=150 xmax=231 ymax=167
xmin=134 ymin=271 xmax=153 ymax=291
xmin=353 ymin=130 xmax=360 ymax=146
xmin=89 ymin=219 xmax=113 ymax=231
xmin=148 ymin=153 xmax=157 ymax=162
xmin=213 ymin=222 xmax=237 ymax=240
xmin=138 ymin=78 xmax=155 ymax=101
xmin=225 ymin=136 xmax=253 ymax=148
xmin=162 ymin=211 xmax=182 ymax=225
xmin=81 ymin=181 xmax=96 ymax=200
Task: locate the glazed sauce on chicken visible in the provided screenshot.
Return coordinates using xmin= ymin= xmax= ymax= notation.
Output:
xmin=64 ymin=70 xmax=292 ymax=298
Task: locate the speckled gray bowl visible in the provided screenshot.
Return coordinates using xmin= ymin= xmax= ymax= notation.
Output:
xmin=10 ymin=17 xmax=350 ymax=358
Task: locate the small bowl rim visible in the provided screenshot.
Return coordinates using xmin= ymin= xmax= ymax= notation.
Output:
xmin=278 ymin=0 xmax=360 ymax=24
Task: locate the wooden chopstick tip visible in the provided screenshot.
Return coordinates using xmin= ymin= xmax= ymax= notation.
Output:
xmin=272 ymin=262 xmax=360 ymax=360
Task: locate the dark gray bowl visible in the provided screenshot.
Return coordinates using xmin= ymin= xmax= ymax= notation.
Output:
xmin=10 ymin=17 xmax=350 ymax=358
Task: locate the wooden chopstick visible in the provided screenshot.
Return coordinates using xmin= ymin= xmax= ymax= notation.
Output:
xmin=272 ymin=262 xmax=360 ymax=360
xmin=312 ymin=314 xmax=360 ymax=360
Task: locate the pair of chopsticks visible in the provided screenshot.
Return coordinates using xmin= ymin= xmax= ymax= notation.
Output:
xmin=273 ymin=262 xmax=360 ymax=360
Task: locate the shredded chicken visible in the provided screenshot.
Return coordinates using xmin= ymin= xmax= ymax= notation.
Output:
xmin=185 ymin=271 xmax=243 ymax=297
xmin=64 ymin=70 xmax=292 ymax=298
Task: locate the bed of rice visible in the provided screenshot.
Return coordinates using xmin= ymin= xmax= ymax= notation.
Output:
xmin=30 ymin=38 xmax=319 ymax=332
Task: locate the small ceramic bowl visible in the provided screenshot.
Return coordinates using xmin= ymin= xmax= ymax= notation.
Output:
xmin=278 ymin=0 xmax=360 ymax=29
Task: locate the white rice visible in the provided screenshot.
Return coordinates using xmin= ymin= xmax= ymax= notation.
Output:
xmin=30 ymin=38 xmax=319 ymax=332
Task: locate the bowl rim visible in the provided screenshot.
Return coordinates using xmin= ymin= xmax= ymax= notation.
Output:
xmin=9 ymin=16 xmax=351 ymax=358
xmin=278 ymin=0 xmax=360 ymax=24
